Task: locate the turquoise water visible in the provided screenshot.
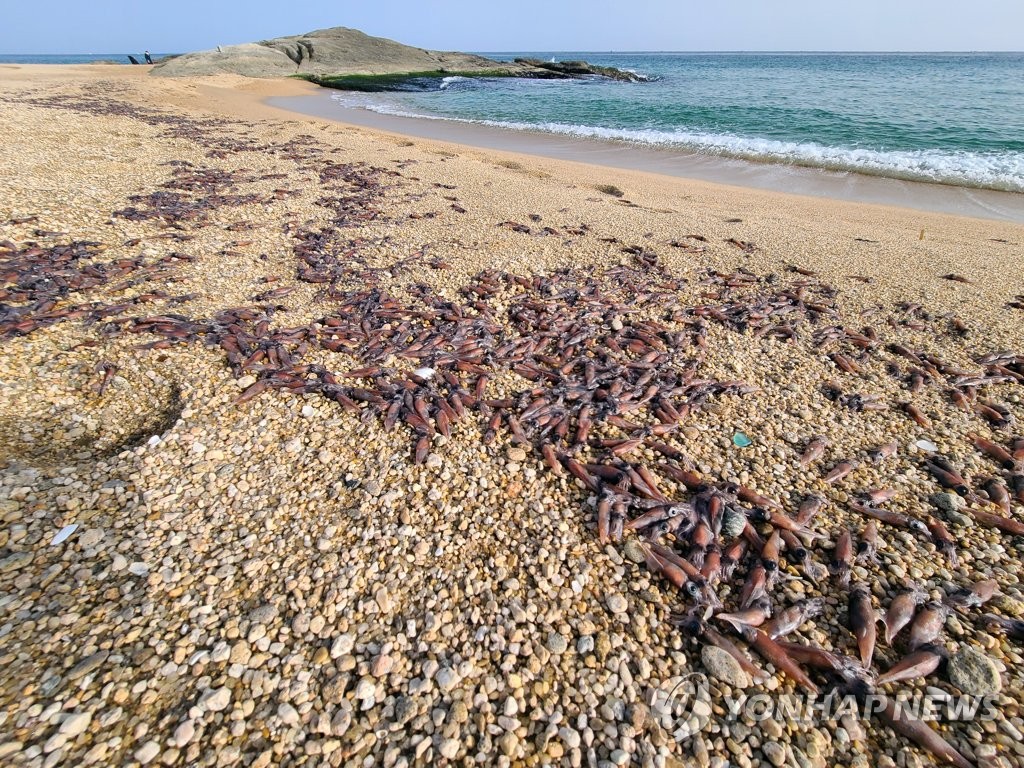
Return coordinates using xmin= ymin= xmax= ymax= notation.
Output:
xmin=331 ymin=53 xmax=1024 ymax=192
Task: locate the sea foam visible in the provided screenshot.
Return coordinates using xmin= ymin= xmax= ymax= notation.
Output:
xmin=331 ymin=93 xmax=1024 ymax=193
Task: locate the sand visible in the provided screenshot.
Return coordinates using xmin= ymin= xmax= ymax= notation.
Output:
xmin=1 ymin=63 xmax=1024 ymax=768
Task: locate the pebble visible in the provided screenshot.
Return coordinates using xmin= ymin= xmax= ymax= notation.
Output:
xmin=498 ymin=732 xmax=518 ymax=757
xmin=371 ymin=654 xmax=394 ymax=677
xmin=0 ymin=552 xmax=32 ymax=572
xmin=67 ymin=652 xmax=107 ymax=681
xmin=546 ymin=632 xmax=569 ymax=654
xmin=277 ymin=703 xmax=300 ymax=726
xmin=606 ymin=593 xmax=628 ymax=614
xmin=622 ymin=538 xmax=646 ymax=564
xmin=763 ymin=742 xmax=787 ymax=767
xmin=173 ymin=721 xmax=195 ymax=747
xmin=930 ymin=492 xmax=964 ymax=515
xmin=353 ymin=679 xmax=376 ymax=700
xmin=59 ymin=712 xmax=92 ymax=737
xmin=439 ymin=738 xmax=460 ymax=759
xmin=947 ymin=646 xmax=1002 ymax=695
xmin=199 ymin=687 xmax=231 ymax=712
xmin=701 ymin=645 xmax=751 ymax=688
xmin=330 ymin=634 xmax=354 ymax=658
xmin=134 ymin=741 xmax=159 ymax=764
xmin=0 ymin=743 xmax=23 ymax=760
xmin=436 ymin=667 xmax=459 ymax=692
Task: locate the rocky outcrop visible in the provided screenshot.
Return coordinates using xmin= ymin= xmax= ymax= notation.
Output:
xmin=151 ymin=27 xmax=646 ymax=84
xmin=512 ymin=58 xmax=644 ymax=82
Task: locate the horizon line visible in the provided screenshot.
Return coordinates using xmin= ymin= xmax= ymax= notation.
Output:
xmin=3 ymin=48 xmax=1024 ymax=56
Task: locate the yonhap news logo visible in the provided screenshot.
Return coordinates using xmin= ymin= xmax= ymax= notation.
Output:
xmin=649 ymin=677 xmax=997 ymax=743
xmin=647 ymin=674 xmax=714 ymax=741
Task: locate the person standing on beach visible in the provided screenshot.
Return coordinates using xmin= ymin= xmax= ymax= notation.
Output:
xmin=144 ymin=50 xmax=153 ymax=64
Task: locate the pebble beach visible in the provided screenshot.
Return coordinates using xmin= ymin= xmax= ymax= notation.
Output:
xmin=2 ymin=64 xmax=1024 ymax=768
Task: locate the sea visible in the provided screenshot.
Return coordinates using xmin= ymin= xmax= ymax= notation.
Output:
xmin=0 ymin=54 xmax=172 ymax=64
xmin=327 ymin=52 xmax=1024 ymax=194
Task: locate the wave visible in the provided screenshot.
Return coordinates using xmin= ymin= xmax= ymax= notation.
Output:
xmin=330 ymin=94 xmax=1024 ymax=193
xmin=439 ymin=76 xmax=471 ymax=90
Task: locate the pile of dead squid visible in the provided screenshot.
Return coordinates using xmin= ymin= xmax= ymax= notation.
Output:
xmin=5 ymin=93 xmax=1024 ymax=766
xmin=110 ymin=251 xmax=1024 ymax=767
xmin=0 ymin=238 xmax=197 ymax=338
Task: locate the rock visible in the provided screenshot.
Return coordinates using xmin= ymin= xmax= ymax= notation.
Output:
xmin=931 ymin=493 xmax=965 ymax=515
xmin=79 ymin=528 xmax=104 ymax=548
xmin=701 ymin=645 xmax=751 ymax=688
xmin=353 ymin=678 xmax=375 ymax=701
xmin=507 ymin=447 xmax=527 ymax=463
xmin=67 ymin=652 xmax=108 ymax=681
xmin=622 ymin=538 xmax=646 ymax=564
xmin=606 ymin=593 xmax=628 ymax=614
xmin=173 ymin=721 xmax=195 ymax=747
xmin=498 ymin=732 xmax=518 ymax=758
xmin=0 ymin=743 xmax=23 ymax=760
xmin=277 ymin=703 xmax=300 ymax=726
xmin=763 ymin=742 xmax=787 ymax=767
xmin=439 ymin=739 xmax=460 ymax=759
xmin=948 ymin=646 xmax=1002 ymax=695
xmin=330 ymin=634 xmax=354 ymax=658
xmin=559 ymin=727 xmax=581 ymax=749
xmin=0 ymin=552 xmax=32 ymax=572
xmin=134 ymin=741 xmax=160 ymax=764
xmin=993 ymin=595 xmax=1024 ymax=616
xmin=546 ymin=632 xmax=569 ymax=654
xmin=229 ymin=641 xmax=251 ymax=665
xmin=371 ymin=654 xmax=394 ymax=677
xmin=199 ymin=687 xmax=231 ymax=712
xmin=152 ymin=27 xmax=506 ymax=79
xmin=436 ymin=667 xmax=459 ymax=692
xmin=152 ymin=26 xmax=645 ymax=84
xmin=59 ymin=712 xmax=92 ymax=737
xmin=720 ymin=506 xmax=747 ymax=539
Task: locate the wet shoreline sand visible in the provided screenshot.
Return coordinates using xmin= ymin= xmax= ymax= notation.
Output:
xmin=1 ymin=64 xmax=1024 ymax=768
xmin=268 ymin=91 xmax=1024 ymax=225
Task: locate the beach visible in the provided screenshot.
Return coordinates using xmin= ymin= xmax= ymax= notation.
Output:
xmin=1 ymin=63 xmax=1024 ymax=768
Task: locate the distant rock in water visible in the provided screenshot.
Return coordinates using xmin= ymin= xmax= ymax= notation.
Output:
xmin=151 ymin=26 xmax=646 ymax=85
xmin=512 ymin=58 xmax=645 ymax=83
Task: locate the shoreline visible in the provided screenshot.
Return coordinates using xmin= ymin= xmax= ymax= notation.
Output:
xmin=267 ymin=89 xmax=1024 ymax=225
xmin=1 ymin=64 xmax=1023 ymax=768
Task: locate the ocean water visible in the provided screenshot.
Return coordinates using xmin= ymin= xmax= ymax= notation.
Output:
xmin=0 ymin=54 xmax=173 ymax=64
xmin=329 ymin=52 xmax=1024 ymax=193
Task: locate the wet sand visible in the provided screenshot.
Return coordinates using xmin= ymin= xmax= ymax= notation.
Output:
xmin=1 ymin=64 xmax=1024 ymax=768
xmin=270 ymin=91 xmax=1024 ymax=225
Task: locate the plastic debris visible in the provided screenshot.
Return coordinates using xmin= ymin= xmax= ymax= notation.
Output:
xmin=50 ymin=524 xmax=79 ymax=546
xmin=732 ymin=432 xmax=752 ymax=448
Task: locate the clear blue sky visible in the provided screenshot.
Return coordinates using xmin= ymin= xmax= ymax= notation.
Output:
xmin=2 ymin=1 xmax=1021 ymax=54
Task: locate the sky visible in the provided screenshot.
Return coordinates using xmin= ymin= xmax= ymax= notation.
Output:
xmin=1 ymin=1 xmax=1022 ymax=54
